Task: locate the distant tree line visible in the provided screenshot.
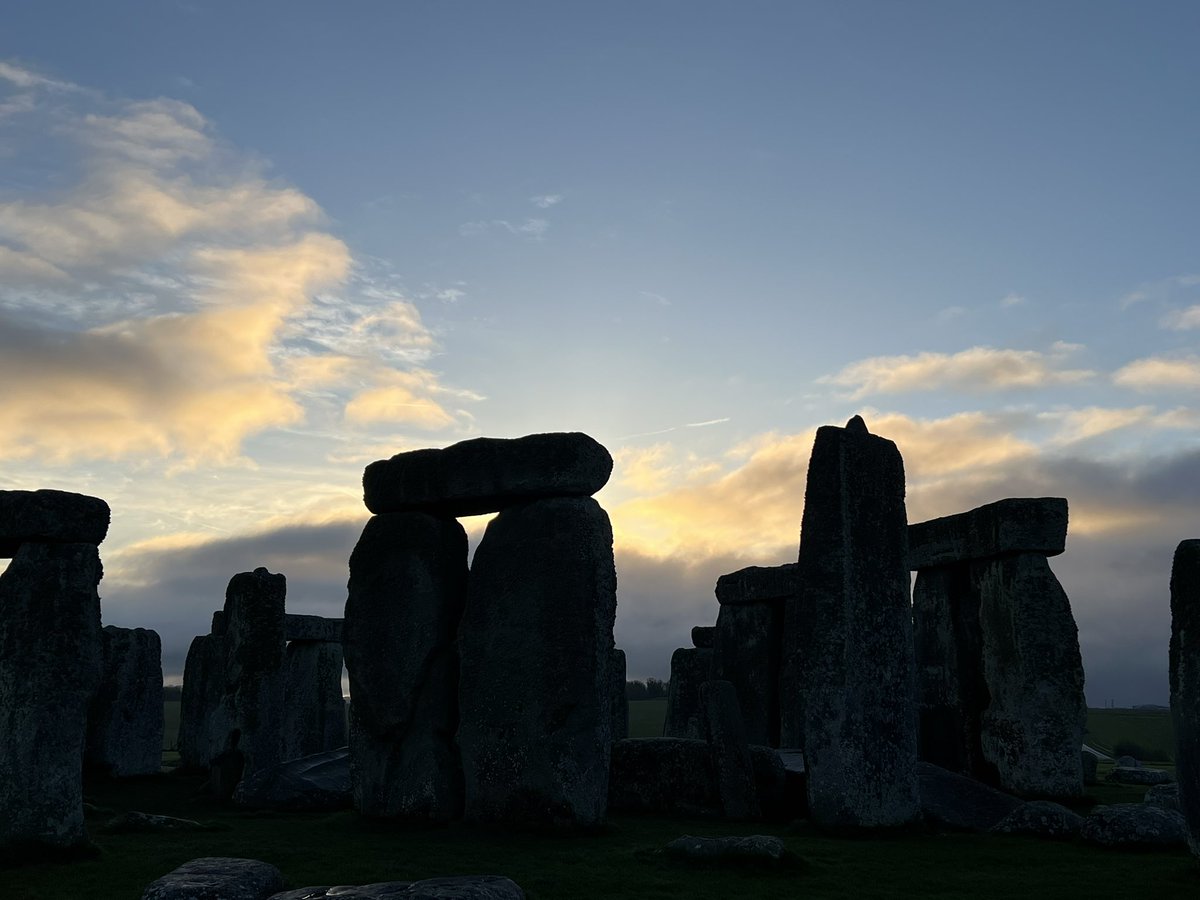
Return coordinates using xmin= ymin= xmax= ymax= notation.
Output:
xmin=626 ymin=678 xmax=668 ymax=700
xmin=163 ymin=684 xmax=183 ymax=701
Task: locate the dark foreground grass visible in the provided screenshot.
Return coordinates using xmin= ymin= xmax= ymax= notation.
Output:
xmin=5 ymin=772 xmax=1197 ymax=900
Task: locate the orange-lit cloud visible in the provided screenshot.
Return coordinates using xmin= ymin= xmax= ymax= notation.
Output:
xmin=1112 ymin=355 xmax=1200 ymax=390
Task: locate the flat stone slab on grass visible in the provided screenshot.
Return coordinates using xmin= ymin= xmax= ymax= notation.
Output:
xmin=917 ymin=761 xmax=1022 ymax=833
xmin=1144 ymin=783 xmax=1181 ymax=812
xmin=142 ymin=857 xmax=284 ymax=900
xmin=363 ymin=433 xmax=613 ymax=516
xmin=663 ymin=834 xmax=796 ymax=866
xmin=0 ymin=489 xmax=110 ymax=556
xmin=104 ymin=811 xmax=213 ymax=833
xmin=1106 ymin=766 xmax=1174 ymax=786
xmin=268 ymin=877 xmax=525 ymax=899
xmin=1080 ymin=804 xmax=1189 ymax=848
xmin=235 ymin=747 xmax=351 ymax=812
xmin=714 ymin=564 xmax=798 ymax=605
xmin=990 ymin=801 xmax=1083 ymax=839
xmin=284 ymin=614 xmax=343 ymax=643
xmin=908 ymin=497 xmax=1067 ymax=570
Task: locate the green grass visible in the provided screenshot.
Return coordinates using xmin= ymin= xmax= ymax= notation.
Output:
xmin=1085 ymin=709 xmax=1176 ymax=763
xmin=629 ymin=698 xmax=667 ymax=738
xmin=163 ymin=700 xmax=180 ymax=751
xmin=5 ymin=771 xmax=1195 ymax=899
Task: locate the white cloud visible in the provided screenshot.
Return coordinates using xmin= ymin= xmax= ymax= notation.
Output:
xmin=1000 ymin=292 xmax=1026 ymax=307
xmin=1112 ymin=355 xmax=1200 ymax=390
xmin=1161 ymin=305 xmax=1200 ymax=330
xmin=530 ymin=193 xmax=562 ymax=208
xmin=820 ymin=344 xmax=1095 ymax=398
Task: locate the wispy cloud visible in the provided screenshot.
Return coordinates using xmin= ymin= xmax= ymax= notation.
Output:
xmin=1000 ymin=292 xmax=1026 ymax=307
xmin=640 ymin=290 xmax=671 ymax=307
xmin=819 ymin=343 xmax=1095 ymax=398
xmin=458 ymin=218 xmax=548 ymax=240
xmin=530 ymin=193 xmax=562 ymax=208
xmin=1112 ymin=355 xmax=1200 ymax=390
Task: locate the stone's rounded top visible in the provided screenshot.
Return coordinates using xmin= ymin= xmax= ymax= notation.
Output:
xmin=363 ymin=431 xmax=614 ymax=517
xmin=0 ymin=488 xmax=110 ymax=557
xmin=845 ymin=414 xmax=869 ymax=433
xmin=225 ymin=567 xmax=287 ymax=600
xmin=691 ymin=625 xmax=715 ymax=649
xmin=908 ymin=497 xmax=1068 ymax=570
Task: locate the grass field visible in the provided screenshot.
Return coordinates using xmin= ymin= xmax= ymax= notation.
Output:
xmin=629 ymin=698 xmax=667 ymax=738
xmin=1085 ymin=708 xmax=1176 ymax=762
xmin=163 ymin=700 xmax=180 ymax=750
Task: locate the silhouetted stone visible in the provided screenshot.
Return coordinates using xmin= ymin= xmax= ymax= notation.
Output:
xmin=991 ymin=800 xmax=1084 ymax=839
xmin=284 ymin=614 xmax=344 ymax=643
xmin=86 ymin=625 xmax=164 ymax=777
xmin=663 ymin=646 xmax=711 ymax=739
xmin=1080 ymin=804 xmax=1189 ymax=848
xmin=610 ymin=649 xmax=628 ymax=741
xmin=0 ymin=489 xmax=110 ymax=556
xmin=691 ymin=626 xmax=715 ymax=649
xmin=907 ymin=497 xmax=1068 ymax=570
xmin=178 ymin=633 xmax=227 ymax=771
xmin=363 ymin=432 xmax=613 ymax=517
xmin=219 ymin=568 xmax=287 ymax=778
xmin=459 ymin=497 xmax=616 ymax=827
xmin=663 ymin=834 xmax=793 ymax=865
xmin=344 ymin=512 xmax=467 ymax=822
xmin=916 ymin=761 xmax=1022 ymax=832
xmin=1082 ymin=750 xmax=1099 ymax=785
xmin=1169 ymin=538 xmax=1200 ymax=859
xmin=282 ymin=641 xmax=346 ymax=761
xmin=1144 ymin=783 xmax=1181 ymax=813
xmin=235 ymin=747 xmax=350 ymax=811
xmin=1107 ymin=766 xmax=1174 ymax=786
xmin=142 ymin=857 xmax=284 ymax=900
xmin=208 ymin=729 xmax=246 ymax=802
xmin=0 ymin=542 xmax=102 ymax=853
xmin=712 ymin=592 xmax=783 ymax=747
xmin=211 ymin=610 xmax=226 ymax=636
xmin=268 ymin=876 xmax=526 ymax=899
xmin=794 ymin=418 xmax=919 ymax=829
xmin=700 ymin=680 xmax=759 ymax=820
xmin=976 ymin=553 xmax=1085 ymax=797
xmin=714 ymin=564 xmax=798 ymax=605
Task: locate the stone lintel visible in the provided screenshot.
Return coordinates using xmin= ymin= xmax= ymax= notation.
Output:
xmin=908 ymin=497 xmax=1068 ymax=570
xmin=284 ymin=614 xmax=344 ymax=644
xmin=0 ymin=489 xmax=110 ymax=557
xmin=714 ymin=563 xmax=798 ymax=606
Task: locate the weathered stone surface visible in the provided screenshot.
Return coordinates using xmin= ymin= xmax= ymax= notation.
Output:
xmin=711 ymin=598 xmax=783 ymax=747
xmin=990 ymin=801 xmax=1084 ymax=839
xmin=86 ymin=625 xmax=164 ymax=777
xmin=142 ymin=857 xmax=284 ymax=900
xmin=219 ymin=568 xmax=288 ymax=778
xmin=345 ymin=512 xmax=467 ymax=822
xmin=663 ymin=647 xmax=711 ymax=739
xmin=907 ymin=497 xmax=1068 ymax=570
xmin=363 ymin=432 xmax=613 ymax=517
xmin=607 ymin=738 xmax=785 ymax=819
xmin=282 ymin=640 xmax=347 ymax=761
xmin=0 ymin=542 xmax=102 ymax=852
xmin=916 ymin=761 xmax=1022 ymax=833
xmin=1115 ymin=754 xmax=1140 ymax=768
xmin=610 ymin=649 xmax=628 ymax=741
xmin=1144 ymin=782 xmax=1181 ymax=812
xmin=1082 ymin=750 xmax=1099 ymax=785
xmin=1169 ymin=538 xmax=1200 ymax=859
xmin=459 ymin=497 xmax=616 ymax=827
xmin=284 ymin=614 xmax=344 ymax=644
xmin=268 ymin=876 xmax=526 ymax=899
xmin=1107 ymin=766 xmax=1174 ymax=786
xmin=691 ymin=626 xmax=715 ymax=649
xmin=235 ymin=747 xmax=351 ymax=811
xmin=700 ymin=680 xmax=759 ymax=819
xmin=178 ymin=633 xmax=228 ymax=771
xmin=976 ymin=553 xmax=1086 ymax=797
xmin=211 ymin=610 xmax=226 ymax=636
xmin=105 ymin=811 xmax=210 ymax=833
xmin=1080 ymin=804 xmax=1189 ymax=848
xmin=663 ymin=834 xmax=793 ymax=865
xmin=0 ymin=489 xmax=110 ymax=556
xmin=715 ymin=564 xmax=798 ymax=606
xmin=794 ymin=417 xmax=920 ymax=829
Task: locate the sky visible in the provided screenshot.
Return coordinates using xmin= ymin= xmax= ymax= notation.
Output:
xmin=1 ymin=1 xmax=1198 ymax=705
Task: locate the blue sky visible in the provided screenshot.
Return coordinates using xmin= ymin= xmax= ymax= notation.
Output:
xmin=1 ymin=1 xmax=1198 ymax=704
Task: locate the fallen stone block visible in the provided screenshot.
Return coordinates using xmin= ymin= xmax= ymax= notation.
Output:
xmin=267 ymin=876 xmax=525 ymax=899
xmin=1080 ymin=804 xmax=1189 ymax=849
xmin=990 ymin=800 xmax=1084 ymax=839
xmin=235 ymin=747 xmax=351 ymax=812
xmin=142 ymin=857 xmax=284 ymax=900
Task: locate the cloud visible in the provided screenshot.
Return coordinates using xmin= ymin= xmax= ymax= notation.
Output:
xmin=1161 ymin=305 xmax=1200 ymax=330
xmin=529 ymin=194 xmax=562 ymax=208
xmin=0 ymin=60 xmax=81 ymax=93
xmin=820 ymin=344 xmax=1095 ymax=398
xmin=1000 ymin=292 xmax=1026 ymax=308
xmin=458 ymin=218 xmax=549 ymax=240
xmin=1112 ymin=355 xmax=1200 ymax=391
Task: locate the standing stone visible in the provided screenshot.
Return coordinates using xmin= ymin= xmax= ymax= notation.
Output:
xmin=281 ymin=641 xmax=346 ymax=761
xmin=610 ymin=649 xmax=629 ymax=741
xmin=0 ymin=542 xmax=103 ymax=852
xmin=700 ymin=680 xmax=760 ymax=819
xmin=663 ymin=646 xmax=712 ymax=739
xmin=794 ymin=416 xmax=919 ymax=829
xmin=344 ymin=512 xmax=467 ymax=821
xmin=86 ymin=626 xmax=164 ymax=777
xmin=1169 ymin=538 xmax=1200 ymax=859
xmin=178 ymin=632 xmax=228 ymax=771
xmin=712 ymin=564 xmax=793 ymax=747
xmin=691 ymin=626 xmax=715 ymax=649
xmin=458 ymin=497 xmax=617 ymax=827
xmin=219 ymin=568 xmax=287 ymax=778
xmin=975 ymin=553 xmax=1086 ymax=797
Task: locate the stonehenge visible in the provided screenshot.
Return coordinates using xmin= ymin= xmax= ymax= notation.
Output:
xmin=86 ymin=625 xmax=164 ymax=777
xmin=909 ymin=497 xmax=1086 ymax=797
xmin=0 ymin=489 xmax=108 ymax=853
xmin=1169 ymin=538 xmax=1200 ymax=859
xmin=346 ymin=432 xmax=618 ymax=827
xmin=792 ymin=415 xmax=920 ymax=829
